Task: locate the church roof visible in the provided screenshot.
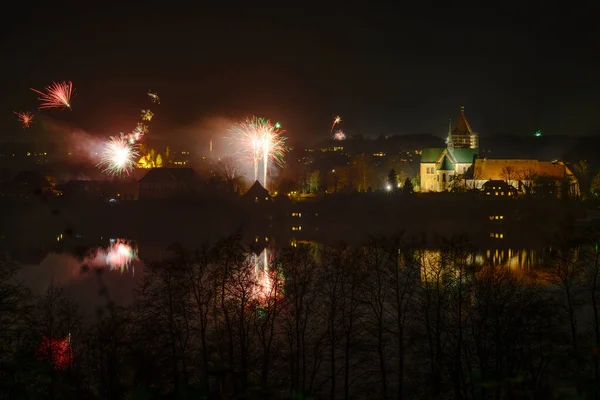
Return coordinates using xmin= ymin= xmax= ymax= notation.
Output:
xmin=449 ymin=148 xmax=478 ymax=164
xmin=421 ymin=148 xmax=445 ymax=163
xmin=437 ymin=155 xmax=454 ymax=170
xmin=453 ymin=107 xmax=473 ymax=135
xmin=473 ymin=159 xmax=572 ymax=180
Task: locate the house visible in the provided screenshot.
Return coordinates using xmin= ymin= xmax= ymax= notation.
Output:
xmin=138 ymin=168 xmax=200 ymax=199
xmin=482 ymin=180 xmax=518 ymax=197
xmin=2 ymin=170 xmax=54 ymax=198
xmin=244 ymin=181 xmax=271 ymax=203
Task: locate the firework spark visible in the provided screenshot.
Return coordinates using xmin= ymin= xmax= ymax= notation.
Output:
xmin=141 ymin=109 xmax=154 ymax=121
xmin=130 ymin=123 xmax=148 ymax=143
xmin=230 ymin=116 xmax=288 ymax=189
xmin=330 ymin=115 xmax=341 ymax=133
xmin=30 ymin=81 xmax=73 ymax=109
xmin=97 ymin=135 xmax=139 ymax=176
xmin=333 ymin=130 xmax=346 ymax=140
xmin=13 ymin=111 xmax=34 ymax=128
xmin=147 ymin=91 xmax=160 ymax=104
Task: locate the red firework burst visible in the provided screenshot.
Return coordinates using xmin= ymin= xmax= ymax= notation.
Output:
xmin=13 ymin=111 xmax=34 ymax=128
xmin=30 ymin=81 xmax=73 ymax=110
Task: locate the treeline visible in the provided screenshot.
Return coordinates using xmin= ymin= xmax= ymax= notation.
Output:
xmin=2 ymin=231 xmax=600 ymax=399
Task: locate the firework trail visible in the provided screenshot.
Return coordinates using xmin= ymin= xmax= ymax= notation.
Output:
xmin=330 ymin=115 xmax=341 ymax=133
xmin=230 ymin=117 xmax=262 ymax=182
xmin=141 ymin=109 xmax=153 ymax=122
xmin=130 ymin=123 xmax=148 ymax=143
xmin=97 ymin=135 xmax=139 ymax=176
xmin=30 ymin=81 xmax=73 ymax=109
xmin=13 ymin=111 xmax=34 ymax=128
xmin=333 ymin=129 xmax=346 ymax=140
xmin=231 ymin=117 xmax=288 ymax=188
xmin=147 ymin=91 xmax=160 ymax=104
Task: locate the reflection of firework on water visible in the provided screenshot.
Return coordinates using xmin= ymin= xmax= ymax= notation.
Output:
xmin=37 ymin=335 xmax=73 ymax=370
xmin=97 ymin=135 xmax=139 ymax=176
xmin=250 ymin=248 xmax=273 ymax=301
xmin=105 ymin=239 xmax=138 ymax=273
xmin=147 ymin=91 xmax=160 ymax=104
xmin=13 ymin=111 xmax=34 ymax=128
xmin=230 ymin=116 xmax=288 ymax=189
xmin=141 ymin=109 xmax=154 ymax=121
xmin=333 ymin=129 xmax=346 ymax=140
xmin=330 ymin=115 xmax=341 ymax=133
xmin=30 ymin=81 xmax=73 ymax=109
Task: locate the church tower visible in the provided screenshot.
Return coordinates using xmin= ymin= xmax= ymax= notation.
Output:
xmin=448 ymin=106 xmax=479 ymax=149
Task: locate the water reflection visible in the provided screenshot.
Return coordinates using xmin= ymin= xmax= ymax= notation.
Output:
xmin=418 ymin=247 xmax=546 ymax=283
xmin=249 ymin=247 xmax=273 ymax=301
xmin=16 ymin=239 xmax=141 ymax=317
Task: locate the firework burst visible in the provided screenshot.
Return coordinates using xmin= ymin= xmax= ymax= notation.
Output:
xmin=330 ymin=115 xmax=341 ymax=133
xmin=333 ymin=129 xmax=346 ymax=140
xmin=13 ymin=111 xmax=34 ymax=128
xmin=147 ymin=91 xmax=160 ymax=104
xmin=30 ymin=81 xmax=73 ymax=109
xmin=141 ymin=109 xmax=153 ymax=121
xmin=230 ymin=116 xmax=288 ymax=189
xmin=97 ymin=135 xmax=139 ymax=176
xmin=130 ymin=123 xmax=148 ymax=142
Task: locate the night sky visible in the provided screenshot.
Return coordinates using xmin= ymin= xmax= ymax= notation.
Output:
xmin=1 ymin=5 xmax=599 ymax=146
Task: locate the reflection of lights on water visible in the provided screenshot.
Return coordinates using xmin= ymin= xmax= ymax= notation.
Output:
xmin=250 ymin=248 xmax=273 ymax=301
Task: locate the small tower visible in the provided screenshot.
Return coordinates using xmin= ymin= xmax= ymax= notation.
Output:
xmin=449 ymin=105 xmax=479 ymax=149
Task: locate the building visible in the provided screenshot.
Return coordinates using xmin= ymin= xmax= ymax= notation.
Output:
xmin=420 ymin=107 xmax=480 ymax=192
xmin=138 ymin=168 xmax=200 ymax=199
xmin=420 ymin=147 xmax=478 ymax=192
xmin=2 ymin=170 xmax=54 ymax=198
xmin=482 ymin=180 xmax=518 ymax=197
xmin=471 ymin=158 xmax=579 ymax=196
xmin=447 ymin=106 xmax=479 ymax=149
xmin=243 ymin=180 xmax=271 ymax=203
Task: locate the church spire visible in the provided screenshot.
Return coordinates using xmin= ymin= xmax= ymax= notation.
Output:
xmin=446 ymin=118 xmax=454 ymax=150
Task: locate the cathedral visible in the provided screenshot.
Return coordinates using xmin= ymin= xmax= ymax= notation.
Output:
xmin=420 ymin=107 xmax=479 ymax=192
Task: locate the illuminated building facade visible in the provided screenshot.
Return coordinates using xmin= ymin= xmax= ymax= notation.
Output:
xmin=420 ymin=147 xmax=478 ymax=192
xmin=472 ymin=158 xmax=579 ymax=196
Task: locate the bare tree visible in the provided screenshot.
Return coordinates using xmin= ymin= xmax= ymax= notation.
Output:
xmin=280 ymin=244 xmax=325 ymax=397
xmin=500 ymin=166 xmax=517 ymax=187
xmin=516 ymin=167 xmax=538 ymax=195
xmin=215 ymin=156 xmax=245 ymax=194
xmin=545 ymin=237 xmax=585 ymax=395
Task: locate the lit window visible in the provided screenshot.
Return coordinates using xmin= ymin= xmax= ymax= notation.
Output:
xmin=495 ymin=192 xmax=498 ymax=196
xmin=500 ymin=216 xmax=503 ymax=219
